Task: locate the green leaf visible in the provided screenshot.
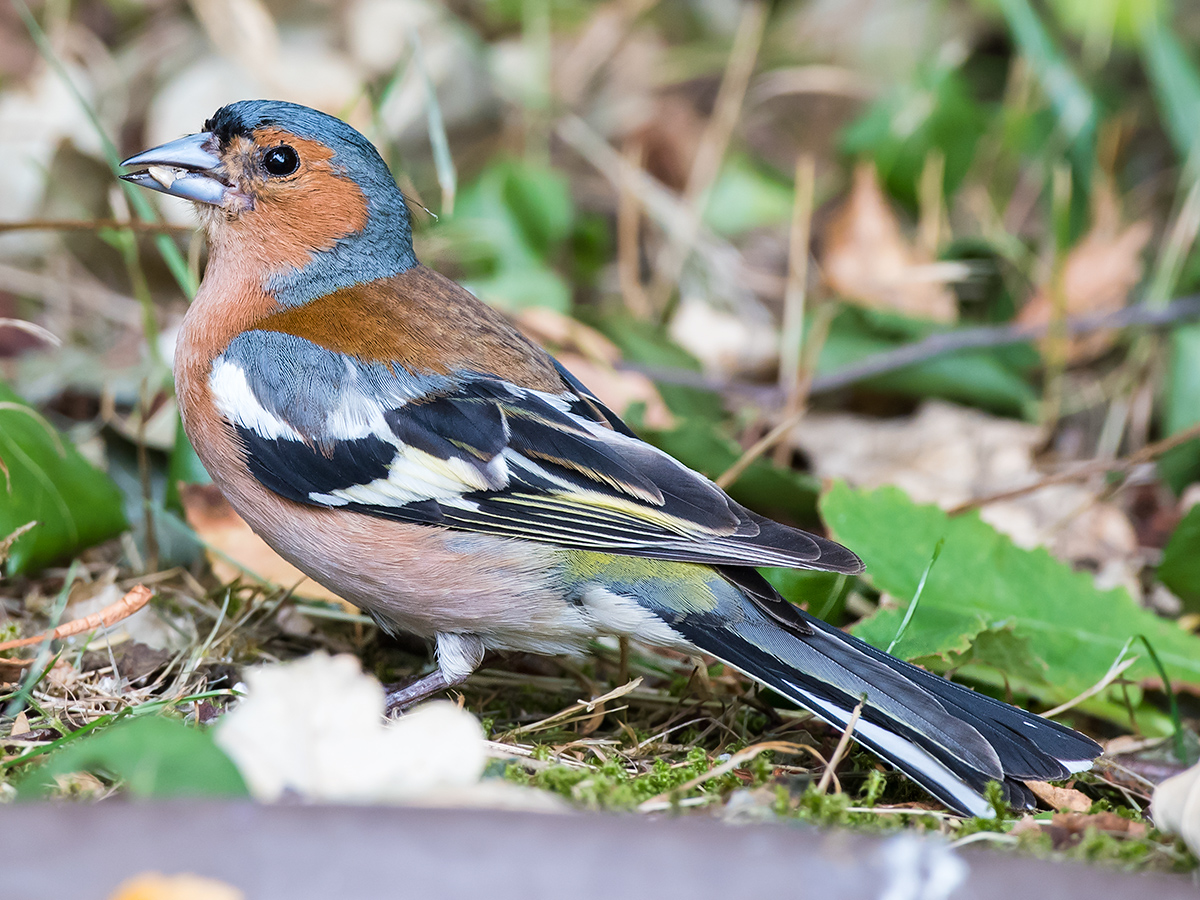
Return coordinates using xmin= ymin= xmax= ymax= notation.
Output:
xmin=703 ymin=155 xmax=795 ymax=236
xmin=462 ymin=265 xmax=571 ymax=313
xmin=1159 ymin=323 xmax=1200 ymax=491
xmin=446 ymin=158 xmax=576 ymax=312
xmin=820 ymin=482 xmax=1200 ymax=730
xmin=501 ymin=161 xmax=573 ymax=252
xmin=760 ymin=567 xmax=848 ymax=622
xmin=841 ymin=61 xmax=987 ymax=207
xmin=0 ymin=381 xmax=127 ymax=575
xmin=15 ymin=715 xmax=247 ymax=799
xmin=1159 ymin=504 xmax=1200 ymax=614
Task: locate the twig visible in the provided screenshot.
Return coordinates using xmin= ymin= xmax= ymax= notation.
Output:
xmin=0 ymin=218 xmax=193 ymax=234
xmin=748 ymin=65 xmax=874 ymax=104
xmin=816 ymin=698 xmax=865 ymax=796
xmin=0 ymin=319 xmax=60 ymax=346
xmin=949 ymin=832 xmax=1019 ymax=849
xmin=774 ymin=154 xmax=816 ymax=465
xmin=618 ymin=140 xmax=652 ymax=319
xmin=625 ymin=293 xmax=1200 ymax=401
xmin=0 ymin=262 xmax=143 ymax=327
xmin=500 ymin=677 xmax=643 ymax=738
xmin=0 ymin=522 xmax=38 ymax=567
xmin=0 ymin=585 xmax=153 ymax=653
xmin=1040 ymin=638 xmax=1139 ymax=718
xmin=714 ymin=303 xmax=836 ymax=488
xmin=947 ymin=420 xmax=1200 ymax=514
xmin=636 ymin=739 xmax=808 ymax=811
xmin=814 ymin=295 xmax=1200 ymax=395
xmin=556 ymin=116 xmax=742 ymax=284
xmin=646 ymin=1 xmax=768 ymax=313
xmin=716 ymin=409 xmax=807 ymax=489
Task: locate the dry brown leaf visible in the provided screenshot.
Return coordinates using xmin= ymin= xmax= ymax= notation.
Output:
xmin=790 ymin=401 xmax=1142 ymax=597
xmin=1049 ymin=810 xmax=1148 ymax=845
xmin=109 ymin=872 xmax=244 ymax=900
xmin=821 ymin=163 xmax=959 ymax=323
xmin=46 ymin=657 xmax=79 ymax=690
xmin=629 ymin=90 xmax=708 ymax=193
xmin=1017 ymin=180 xmax=1152 ymax=363
xmin=1026 ymin=780 xmax=1092 ymax=812
xmin=1009 ymin=814 xmax=1044 ymax=837
xmin=180 ymin=484 xmax=352 ymax=608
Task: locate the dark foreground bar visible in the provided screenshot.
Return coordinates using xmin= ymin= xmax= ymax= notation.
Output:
xmin=4 ymin=802 xmax=1196 ymax=899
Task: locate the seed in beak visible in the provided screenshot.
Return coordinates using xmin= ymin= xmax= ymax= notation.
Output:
xmin=148 ymin=165 xmax=182 ymax=189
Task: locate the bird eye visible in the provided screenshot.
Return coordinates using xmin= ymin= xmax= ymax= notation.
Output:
xmin=263 ymin=144 xmax=299 ymax=177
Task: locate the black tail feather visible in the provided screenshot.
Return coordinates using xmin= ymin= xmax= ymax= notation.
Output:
xmin=673 ymin=571 xmax=1102 ymax=817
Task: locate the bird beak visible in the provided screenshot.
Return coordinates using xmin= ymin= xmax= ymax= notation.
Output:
xmin=120 ymin=133 xmax=229 ymax=206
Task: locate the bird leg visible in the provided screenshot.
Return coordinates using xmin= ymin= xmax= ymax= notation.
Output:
xmin=384 ymin=669 xmax=462 ymax=715
xmin=384 ymin=632 xmax=484 ymax=716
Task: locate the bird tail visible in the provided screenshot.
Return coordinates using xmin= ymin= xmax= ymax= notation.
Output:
xmin=673 ymin=572 xmax=1102 ymax=818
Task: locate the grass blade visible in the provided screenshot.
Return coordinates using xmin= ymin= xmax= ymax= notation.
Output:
xmin=995 ymin=0 xmax=1098 ymax=180
xmin=411 ymin=29 xmax=457 ymax=217
xmin=887 ymin=537 xmax=945 ymax=654
xmin=1139 ymin=15 xmax=1200 ymax=174
xmin=1135 ymin=634 xmax=1192 ymax=764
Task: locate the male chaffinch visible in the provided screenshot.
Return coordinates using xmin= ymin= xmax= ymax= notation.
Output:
xmin=122 ymin=100 xmax=1100 ymax=817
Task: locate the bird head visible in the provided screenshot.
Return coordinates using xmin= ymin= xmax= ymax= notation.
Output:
xmin=121 ymin=100 xmax=416 ymax=305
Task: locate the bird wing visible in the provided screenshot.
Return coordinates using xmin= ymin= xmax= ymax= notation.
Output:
xmin=210 ymin=329 xmax=862 ymax=574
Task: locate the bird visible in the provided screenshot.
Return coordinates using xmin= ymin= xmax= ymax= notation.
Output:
xmin=121 ymin=99 xmax=1101 ymax=817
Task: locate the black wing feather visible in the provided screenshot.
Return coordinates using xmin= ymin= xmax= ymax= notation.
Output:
xmin=231 ymin=363 xmax=863 ymax=575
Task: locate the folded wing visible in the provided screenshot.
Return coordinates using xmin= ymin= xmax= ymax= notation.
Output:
xmin=212 ymin=330 xmax=863 ymax=575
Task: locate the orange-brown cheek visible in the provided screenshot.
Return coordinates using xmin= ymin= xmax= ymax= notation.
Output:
xmin=224 ymin=134 xmax=370 ymax=273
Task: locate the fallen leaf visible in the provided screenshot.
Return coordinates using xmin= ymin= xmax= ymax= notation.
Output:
xmin=1017 ymin=179 xmax=1152 ymax=363
xmin=80 ymin=642 xmax=173 ymax=683
xmin=1010 ymin=814 xmax=1044 ymax=837
xmin=1048 ymin=811 xmax=1148 ymax=848
xmin=793 ymin=401 xmax=1141 ymax=593
xmin=629 ymin=89 xmax=708 ymax=193
xmin=516 ymin=307 xmax=621 ymax=364
xmin=1026 ymin=780 xmax=1092 ymax=812
xmin=668 ymin=294 xmax=780 ymax=377
xmin=46 ymin=658 xmax=79 ymax=691
xmin=821 ymin=163 xmax=959 ymax=323
xmin=214 ymin=653 xmax=487 ymax=803
xmin=0 ymin=657 xmax=31 ymax=684
xmin=180 ymin=484 xmax=351 ymax=608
